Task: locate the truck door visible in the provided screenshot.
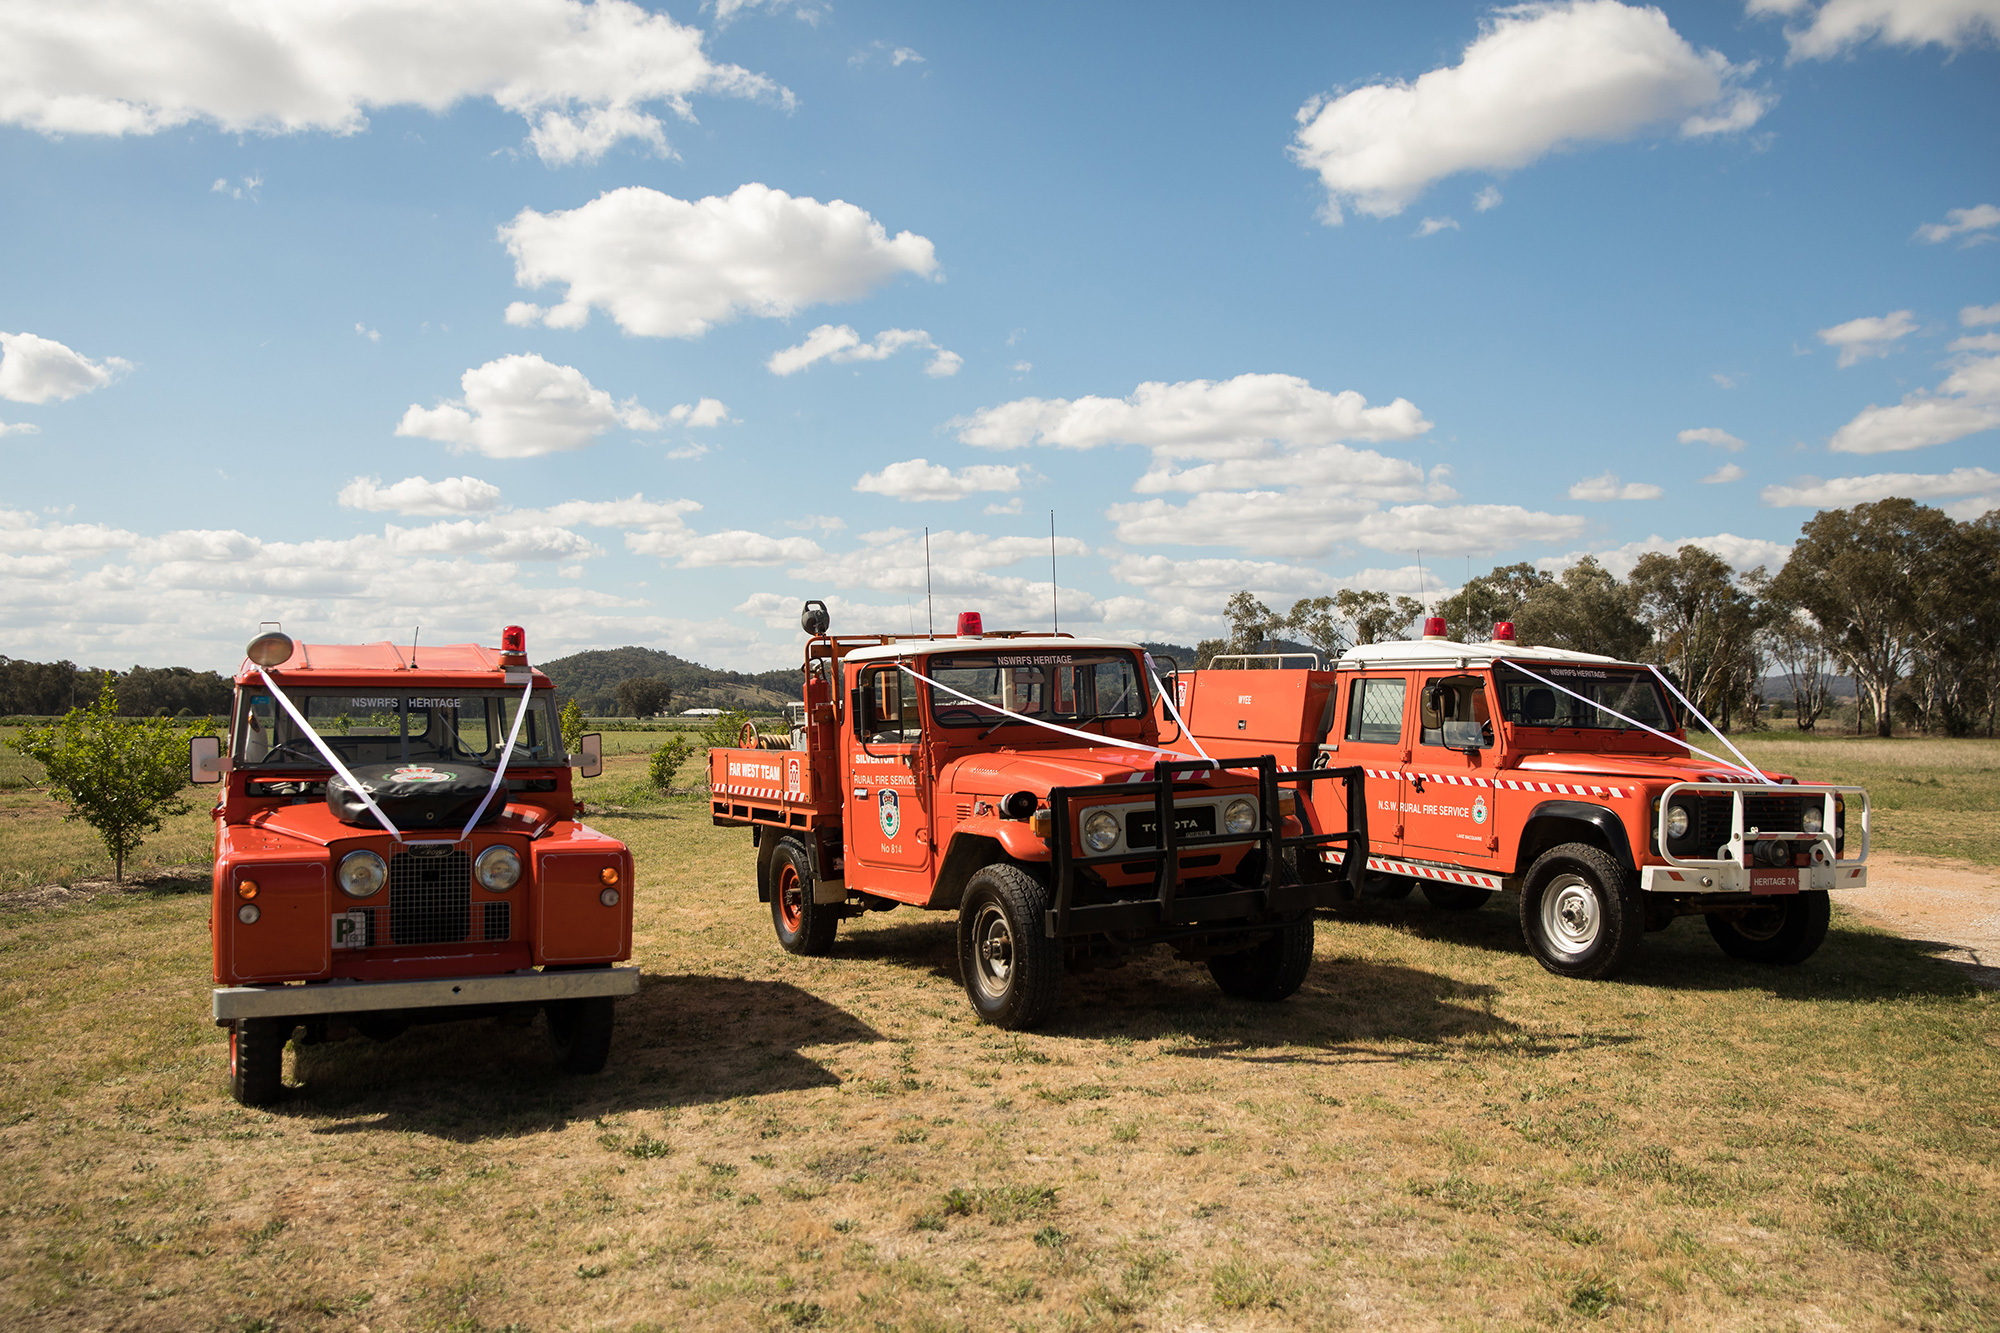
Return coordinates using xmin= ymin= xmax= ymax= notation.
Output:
xmin=844 ymin=663 xmax=933 ymax=898
xmin=1403 ymin=674 xmax=1498 ymax=865
xmin=1310 ymin=673 xmax=1409 ymax=860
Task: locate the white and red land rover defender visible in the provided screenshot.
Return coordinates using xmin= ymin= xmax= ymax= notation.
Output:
xmin=1172 ymin=621 xmax=1870 ymax=980
xmin=707 ymin=603 xmax=1369 ymax=1028
xmin=194 ymin=626 xmax=637 ymax=1105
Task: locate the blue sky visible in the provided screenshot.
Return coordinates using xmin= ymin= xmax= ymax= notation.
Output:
xmin=2 ymin=0 xmax=1996 ymax=672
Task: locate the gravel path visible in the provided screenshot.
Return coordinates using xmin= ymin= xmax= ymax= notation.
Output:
xmin=1841 ymin=851 xmax=2000 ymax=988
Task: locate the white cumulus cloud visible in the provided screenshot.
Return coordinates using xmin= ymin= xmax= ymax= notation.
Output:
xmin=1827 ymin=354 xmax=2000 ymax=453
xmin=766 ymin=324 xmax=960 ymax=377
xmin=337 ymin=475 xmax=505 ymax=516
xmin=501 ymin=184 xmax=940 ymax=337
xmin=1752 ymin=0 xmax=2000 ymax=60
xmin=1760 ymin=466 xmax=2000 ymax=513
xmin=1290 ymin=1 xmax=1769 ymax=222
xmin=1818 ymin=309 xmax=1919 ymax=367
xmin=0 ymin=331 xmax=130 ymax=404
xmin=1540 ymin=531 xmax=1791 ymax=578
xmin=1915 ymin=204 xmax=2000 ymax=246
xmin=854 ymin=459 xmax=1023 ymax=503
xmin=1963 ymin=302 xmax=2000 ymax=326
xmin=0 ymin=0 xmax=788 ymax=166
xmin=1703 ymin=463 xmax=1747 ymax=484
xmin=1679 ymin=426 xmax=1746 ymax=450
xmin=1569 ymin=471 xmax=1665 ymax=501
xmin=394 ymin=354 xmax=668 ymax=458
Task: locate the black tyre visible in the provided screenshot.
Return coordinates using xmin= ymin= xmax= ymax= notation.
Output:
xmin=350 ymin=1012 xmax=410 ymax=1042
xmin=1208 ymin=914 xmax=1315 ymax=1001
xmin=1518 ymin=842 xmax=1644 ymax=980
xmin=229 ymin=1017 xmax=288 ymax=1106
xmin=1706 ymin=891 xmax=1830 ymax=965
xmin=546 ymin=995 xmax=616 ymax=1074
xmin=1365 ymin=876 xmax=1415 ymax=900
xmin=770 ymin=836 xmax=838 ymax=956
xmin=1421 ymin=881 xmax=1494 ymax=911
xmin=957 ymin=864 xmax=1062 ymax=1029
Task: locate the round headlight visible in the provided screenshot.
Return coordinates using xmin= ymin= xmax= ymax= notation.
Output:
xmin=1666 ymin=804 xmax=1691 ymax=840
xmin=1083 ymin=810 xmax=1120 ymax=852
xmin=337 ymin=850 xmax=387 ymax=898
xmin=1801 ymin=805 xmax=1823 ymax=834
xmin=1224 ymin=798 xmax=1257 ymax=835
xmin=475 ymin=845 xmax=522 ymax=891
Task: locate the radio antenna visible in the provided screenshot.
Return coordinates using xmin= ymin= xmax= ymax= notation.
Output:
xmin=924 ymin=527 xmax=935 ymax=637
xmin=411 ymin=624 xmax=420 ymax=669
xmin=1416 ymin=550 xmax=1428 ymax=613
xmin=1050 ymin=510 xmax=1059 ymax=633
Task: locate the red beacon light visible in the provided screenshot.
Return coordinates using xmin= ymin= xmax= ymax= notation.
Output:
xmin=1421 ymin=616 xmax=1450 ymax=642
xmin=1492 ymin=621 xmax=1517 ymax=644
xmin=499 ymin=624 xmax=528 ymax=666
xmin=956 ymin=611 xmax=984 ymax=637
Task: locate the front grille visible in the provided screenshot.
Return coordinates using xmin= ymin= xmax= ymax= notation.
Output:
xmin=1127 ymin=805 xmax=1217 ymax=849
xmin=388 ymin=847 xmax=471 ymax=945
xmin=1744 ymin=795 xmax=1806 ymax=833
xmin=482 ymin=900 xmax=512 ymax=942
xmin=1694 ymin=796 xmax=1734 ymax=858
xmin=357 ymin=906 xmax=378 ymax=946
xmin=1686 ymin=793 xmax=1809 ymax=859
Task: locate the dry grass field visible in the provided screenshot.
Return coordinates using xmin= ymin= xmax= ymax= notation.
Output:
xmin=0 ymin=732 xmax=1995 ymax=1331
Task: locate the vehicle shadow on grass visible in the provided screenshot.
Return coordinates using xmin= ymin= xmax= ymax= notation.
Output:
xmin=1329 ymin=898 xmax=1983 ymax=1000
xmin=287 ymin=974 xmax=882 ymax=1140
xmin=833 ymin=914 xmax=1615 ymax=1063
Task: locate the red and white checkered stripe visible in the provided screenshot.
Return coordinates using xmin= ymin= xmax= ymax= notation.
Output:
xmin=714 ymin=782 xmax=783 ymax=798
xmin=1366 ymin=856 xmax=1504 ymax=891
xmin=1359 ymin=767 xmax=1627 ymax=799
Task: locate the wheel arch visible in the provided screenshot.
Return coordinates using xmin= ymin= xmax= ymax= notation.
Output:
xmin=1516 ymin=802 xmax=1635 ymax=878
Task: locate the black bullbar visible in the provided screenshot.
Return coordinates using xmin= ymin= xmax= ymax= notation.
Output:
xmin=1043 ymin=755 xmax=1367 ymax=938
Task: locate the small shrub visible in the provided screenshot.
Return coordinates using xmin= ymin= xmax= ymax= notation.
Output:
xmin=648 ymin=737 xmax=694 ymax=791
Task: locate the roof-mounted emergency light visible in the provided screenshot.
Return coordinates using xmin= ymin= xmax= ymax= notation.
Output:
xmin=245 ymin=630 xmax=294 ymax=669
xmin=957 ymin=611 xmax=984 ymax=637
xmin=1421 ymin=616 xmax=1449 ymax=642
xmin=1492 ymin=621 xmax=1517 ymax=644
xmin=499 ymin=624 xmax=527 ymax=667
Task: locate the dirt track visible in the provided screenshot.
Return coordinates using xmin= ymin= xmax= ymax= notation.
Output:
xmin=1841 ymin=851 xmax=2000 ymax=987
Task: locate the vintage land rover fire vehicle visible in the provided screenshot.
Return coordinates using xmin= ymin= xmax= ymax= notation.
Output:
xmin=193 ymin=626 xmax=637 ymax=1105
xmin=708 ymin=603 xmax=1367 ymax=1028
xmin=1171 ymin=621 xmax=1870 ymax=980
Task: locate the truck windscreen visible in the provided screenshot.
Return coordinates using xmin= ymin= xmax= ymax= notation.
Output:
xmin=1494 ymin=665 xmax=1676 ymax=732
xmin=925 ymin=651 xmax=1146 ymax=729
xmin=234 ymin=688 xmax=561 ymax=768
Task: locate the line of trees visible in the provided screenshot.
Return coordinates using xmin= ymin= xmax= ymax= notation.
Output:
xmin=1199 ymin=499 xmax=2000 ymax=737
xmin=0 ymin=658 xmax=232 ymax=718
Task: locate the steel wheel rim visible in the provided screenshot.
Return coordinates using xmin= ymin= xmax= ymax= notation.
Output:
xmin=972 ymin=902 xmax=1016 ymax=1000
xmin=1540 ymin=873 xmax=1602 ymax=956
xmin=776 ymin=862 xmax=804 ymax=932
xmin=1733 ymin=907 xmax=1786 ymax=942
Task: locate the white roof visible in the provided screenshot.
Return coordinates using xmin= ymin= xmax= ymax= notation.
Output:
xmin=843 ymin=635 xmax=1144 ymax=664
xmin=1335 ymin=637 xmax=1637 ymax=671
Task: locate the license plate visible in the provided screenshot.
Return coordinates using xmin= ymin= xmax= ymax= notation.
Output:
xmin=332 ymin=911 xmax=369 ymax=948
xmin=1748 ymin=868 xmax=1801 ymax=895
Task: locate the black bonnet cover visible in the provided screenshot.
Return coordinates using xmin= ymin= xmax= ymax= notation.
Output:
xmin=326 ymin=761 xmax=502 ymax=831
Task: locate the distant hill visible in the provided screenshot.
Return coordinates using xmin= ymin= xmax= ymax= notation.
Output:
xmin=538 ymin=646 xmax=799 ymax=715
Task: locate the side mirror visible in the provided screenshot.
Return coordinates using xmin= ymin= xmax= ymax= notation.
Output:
xmin=576 ymin=733 xmax=603 ymax=779
xmin=189 ymin=735 xmax=225 ymax=784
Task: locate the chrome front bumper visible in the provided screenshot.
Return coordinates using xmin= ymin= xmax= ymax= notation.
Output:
xmin=1642 ymin=780 xmax=1869 ymax=895
xmin=213 ymin=965 xmax=640 ymax=1022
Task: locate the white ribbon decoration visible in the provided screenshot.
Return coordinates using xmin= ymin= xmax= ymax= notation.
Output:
xmin=1501 ymin=659 xmax=1767 ymax=783
xmin=459 ymin=674 xmax=537 ymax=837
xmin=256 ymin=667 xmax=405 ymax=843
xmin=1148 ymin=660 xmax=1215 ymax=764
xmin=893 ymin=658 xmax=1216 ymax=768
xmin=1644 ymin=663 xmax=1772 ymax=786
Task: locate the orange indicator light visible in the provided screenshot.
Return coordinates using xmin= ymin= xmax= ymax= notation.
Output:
xmin=599 ymin=866 xmax=620 ymax=887
xmin=237 ymin=880 xmax=259 ymax=900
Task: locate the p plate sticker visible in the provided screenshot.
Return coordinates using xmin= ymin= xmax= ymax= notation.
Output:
xmin=1472 ymin=796 xmax=1488 ymax=825
xmin=332 ymin=911 xmax=368 ymax=949
xmin=878 ymin=787 xmax=902 ymax=838
xmin=390 ymin=765 xmax=456 ymax=783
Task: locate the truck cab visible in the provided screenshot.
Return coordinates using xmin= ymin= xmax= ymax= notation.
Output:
xmin=196 ymin=626 xmax=638 ymax=1105
xmin=709 ymin=603 xmax=1368 ymax=1028
xmin=1172 ymin=620 xmax=1869 ymax=980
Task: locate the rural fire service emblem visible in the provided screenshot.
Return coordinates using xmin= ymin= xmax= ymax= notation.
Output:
xmin=390 ymin=765 xmax=456 ymax=783
xmin=878 ymin=787 xmax=901 ymax=837
xmin=1472 ymin=795 xmax=1488 ymax=825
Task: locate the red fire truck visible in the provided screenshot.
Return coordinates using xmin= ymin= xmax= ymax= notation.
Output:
xmin=194 ymin=626 xmax=637 ymax=1105
xmin=707 ymin=603 xmax=1367 ymax=1028
xmin=1169 ymin=621 xmax=1870 ymax=980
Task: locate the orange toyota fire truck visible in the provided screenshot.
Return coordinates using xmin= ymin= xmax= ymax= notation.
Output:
xmin=1170 ymin=620 xmax=1870 ymax=980
xmin=708 ymin=602 xmax=1368 ymax=1028
xmin=195 ymin=626 xmax=636 ymax=1105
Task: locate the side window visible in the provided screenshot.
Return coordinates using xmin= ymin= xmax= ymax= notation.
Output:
xmin=1420 ymin=675 xmax=1493 ymax=749
xmin=1344 ymin=677 xmax=1407 ymax=745
xmin=861 ymin=667 xmax=919 ymax=745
